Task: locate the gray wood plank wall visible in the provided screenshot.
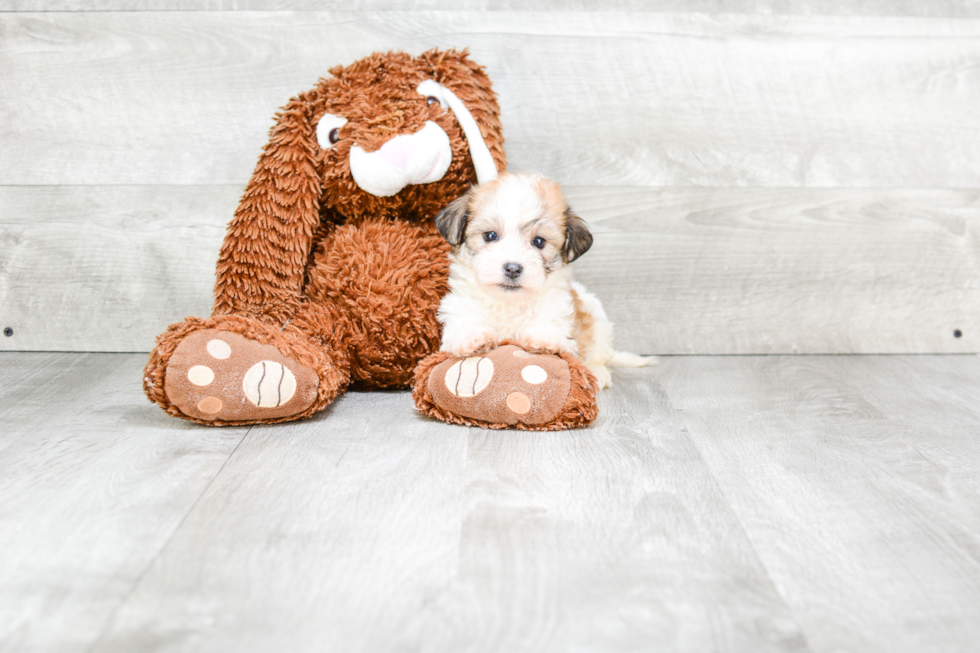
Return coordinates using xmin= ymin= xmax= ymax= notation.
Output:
xmin=1 ymin=5 xmax=978 ymax=353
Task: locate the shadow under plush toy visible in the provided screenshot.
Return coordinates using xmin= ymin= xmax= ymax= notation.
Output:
xmin=144 ymin=49 xmax=599 ymax=430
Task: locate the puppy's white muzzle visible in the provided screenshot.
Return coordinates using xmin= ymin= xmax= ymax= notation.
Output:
xmin=348 ymin=121 xmax=453 ymax=198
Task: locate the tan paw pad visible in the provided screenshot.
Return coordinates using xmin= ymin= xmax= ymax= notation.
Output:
xmin=164 ymin=329 xmax=318 ymax=423
xmin=242 ymin=361 xmax=297 ymax=408
xmin=198 ymin=397 xmax=223 ymax=414
xmin=444 ymin=356 xmax=494 ymax=397
xmin=520 ymin=365 xmax=547 ymax=384
xmin=207 ymin=339 xmax=232 ymax=359
xmin=427 ymin=345 xmax=572 ymax=426
xmin=187 ymin=365 xmax=215 ymax=386
xmin=506 ymin=392 xmax=531 ymax=414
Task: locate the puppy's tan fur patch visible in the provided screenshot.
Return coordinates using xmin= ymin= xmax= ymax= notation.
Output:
xmin=571 ymin=287 xmax=596 ymax=358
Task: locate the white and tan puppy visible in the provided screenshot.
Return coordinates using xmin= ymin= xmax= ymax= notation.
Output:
xmin=434 ymin=171 xmax=652 ymax=389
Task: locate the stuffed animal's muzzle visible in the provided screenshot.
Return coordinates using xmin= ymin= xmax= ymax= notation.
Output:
xmin=317 ymin=80 xmax=498 ymax=198
xmin=348 ymin=122 xmax=453 ymax=197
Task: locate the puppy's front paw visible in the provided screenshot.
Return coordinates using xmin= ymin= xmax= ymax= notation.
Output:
xmin=517 ymin=327 xmax=575 ymax=356
xmin=453 ymin=329 xmax=500 ymax=357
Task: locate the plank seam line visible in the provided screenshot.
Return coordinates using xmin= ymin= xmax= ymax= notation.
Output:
xmin=82 ymin=426 xmax=253 ymax=653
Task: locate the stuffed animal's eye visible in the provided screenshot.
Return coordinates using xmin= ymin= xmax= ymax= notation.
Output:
xmin=483 ymin=231 xmax=498 ymax=243
xmin=426 ymin=96 xmax=439 ymax=106
xmin=531 ymin=236 xmax=546 ymax=249
xmin=315 ymin=113 xmax=348 ymax=150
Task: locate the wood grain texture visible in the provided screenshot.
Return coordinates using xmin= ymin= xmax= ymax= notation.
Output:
xmin=3 ymin=11 xmax=980 ymax=187
xmin=87 ymin=390 xmax=473 ymax=653
xmin=0 ymin=352 xmax=247 ymax=653
xmin=2 ymin=186 xmax=976 ymax=354
xmin=88 ymin=366 xmax=807 ymax=653
xmin=6 ymin=1 xmax=980 ymax=16
xmin=657 ymin=355 xmax=980 ymax=653
xmin=422 ymin=377 xmax=806 ymax=653
xmin=0 ymin=185 xmax=232 ymax=352
xmin=568 ymin=186 xmax=980 ymax=355
xmin=5 ymin=352 xmax=980 ymax=652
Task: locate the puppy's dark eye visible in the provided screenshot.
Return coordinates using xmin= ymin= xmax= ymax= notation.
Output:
xmin=531 ymin=236 xmax=546 ymax=249
xmin=329 ymin=128 xmax=341 ymax=144
xmin=426 ymin=96 xmax=439 ymax=106
xmin=483 ymin=231 xmax=498 ymax=243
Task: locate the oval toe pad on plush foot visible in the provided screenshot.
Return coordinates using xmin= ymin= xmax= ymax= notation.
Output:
xmin=164 ymin=329 xmax=318 ymax=423
xmin=427 ymin=345 xmax=571 ymax=426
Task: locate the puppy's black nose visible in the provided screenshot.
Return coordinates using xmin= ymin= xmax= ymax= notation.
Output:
xmin=503 ymin=262 xmax=523 ymax=279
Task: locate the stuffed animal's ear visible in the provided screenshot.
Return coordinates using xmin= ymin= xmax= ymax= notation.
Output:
xmin=213 ymin=94 xmax=323 ymax=321
xmin=434 ymin=193 xmax=472 ymax=247
xmin=423 ymin=49 xmax=507 ymax=176
xmin=563 ymin=209 xmax=593 ymax=263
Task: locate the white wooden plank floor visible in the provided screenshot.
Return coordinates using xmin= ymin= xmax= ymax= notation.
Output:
xmin=2 ymin=352 xmax=979 ymax=653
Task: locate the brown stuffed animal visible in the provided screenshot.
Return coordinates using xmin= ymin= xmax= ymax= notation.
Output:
xmin=143 ymin=49 xmax=599 ymax=430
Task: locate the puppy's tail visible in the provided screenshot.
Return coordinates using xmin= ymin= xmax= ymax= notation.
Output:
xmin=607 ymin=351 xmax=657 ymax=368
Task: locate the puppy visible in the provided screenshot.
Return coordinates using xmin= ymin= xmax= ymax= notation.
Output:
xmin=434 ymin=171 xmax=653 ymax=389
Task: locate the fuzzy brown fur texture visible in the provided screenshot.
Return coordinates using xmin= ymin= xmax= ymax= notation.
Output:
xmin=144 ymin=49 xmax=598 ymax=429
xmin=211 ymin=49 xmax=505 ymax=323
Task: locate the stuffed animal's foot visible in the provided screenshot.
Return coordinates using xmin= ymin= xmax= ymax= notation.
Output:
xmin=163 ymin=329 xmax=320 ymax=423
xmin=412 ymin=344 xmax=600 ymax=431
xmin=145 ymin=316 xmax=347 ymax=425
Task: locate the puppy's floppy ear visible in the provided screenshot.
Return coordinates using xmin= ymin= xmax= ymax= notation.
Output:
xmin=434 ymin=192 xmax=472 ymax=247
xmin=563 ymin=208 xmax=593 ymax=263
